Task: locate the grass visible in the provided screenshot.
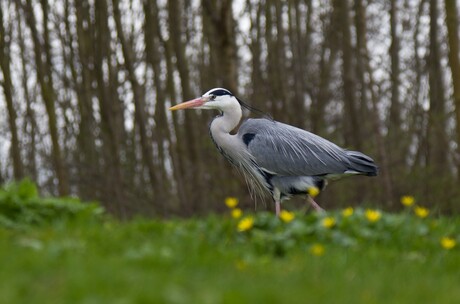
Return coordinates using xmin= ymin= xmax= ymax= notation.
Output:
xmin=0 ymin=181 xmax=459 ymax=303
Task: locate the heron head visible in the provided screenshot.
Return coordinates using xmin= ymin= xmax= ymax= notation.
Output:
xmin=169 ymin=88 xmax=239 ymax=111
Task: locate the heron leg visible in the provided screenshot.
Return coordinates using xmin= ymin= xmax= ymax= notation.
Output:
xmin=275 ymin=200 xmax=281 ymax=216
xmin=307 ymin=196 xmax=324 ymax=212
xmin=273 ymin=188 xmax=282 ymax=216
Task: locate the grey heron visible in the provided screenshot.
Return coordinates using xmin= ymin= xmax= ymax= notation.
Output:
xmin=170 ymin=88 xmax=378 ymax=216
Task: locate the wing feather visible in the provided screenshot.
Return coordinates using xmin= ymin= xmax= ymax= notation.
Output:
xmin=238 ymin=119 xmax=352 ymax=176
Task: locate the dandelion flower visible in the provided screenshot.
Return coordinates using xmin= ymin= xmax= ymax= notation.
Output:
xmin=237 ymin=216 xmax=254 ymax=232
xmin=321 ymin=217 xmax=336 ymax=228
xmin=414 ymin=206 xmax=429 ymax=218
xmin=225 ymin=197 xmax=239 ymax=208
xmin=308 ymin=186 xmax=320 ymax=198
xmin=310 ymin=243 xmax=325 ymax=256
xmin=441 ymin=237 xmax=456 ymax=250
xmin=231 ymin=208 xmax=242 ymax=219
xmin=342 ymin=207 xmax=354 ymax=217
xmin=279 ymin=210 xmax=295 ymax=223
xmin=365 ymin=209 xmax=382 ymax=223
xmin=401 ymin=195 xmax=415 ymax=207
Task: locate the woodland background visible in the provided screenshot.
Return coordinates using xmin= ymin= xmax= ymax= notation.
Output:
xmin=0 ymin=0 xmax=459 ymax=217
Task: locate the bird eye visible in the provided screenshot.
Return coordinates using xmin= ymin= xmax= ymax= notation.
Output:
xmin=210 ymin=95 xmax=216 ymax=101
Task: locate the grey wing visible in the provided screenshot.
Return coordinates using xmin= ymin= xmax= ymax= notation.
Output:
xmin=238 ymin=119 xmax=352 ymax=176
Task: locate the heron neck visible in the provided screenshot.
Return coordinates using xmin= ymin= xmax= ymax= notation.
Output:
xmin=210 ymin=104 xmax=242 ymax=135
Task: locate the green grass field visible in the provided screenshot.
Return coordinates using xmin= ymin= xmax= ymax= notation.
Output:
xmin=1 ymin=180 xmax=459 ymax=303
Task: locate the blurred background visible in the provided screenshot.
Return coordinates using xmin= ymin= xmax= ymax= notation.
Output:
xmin=0 ymin=0 xmax=459 ymax=217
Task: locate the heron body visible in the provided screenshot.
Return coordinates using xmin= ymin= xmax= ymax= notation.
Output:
xmin=170 ymin=88 xmax=378 ymax=215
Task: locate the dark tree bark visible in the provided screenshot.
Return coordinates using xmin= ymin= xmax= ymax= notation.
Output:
xmin=310 ymin=6 xmax=339 ymax=136
xmin=68 ymin=0 xmax=99 ymax=199
xmin=112 ymin=0 xmax=161 ymax=211
xmin=427 ymin=0 xmax=449 ymax=173
xmin=388 ymin=0 xmax=402 ymax=134
xmin=168 ymin=0 xmax=206 ymax=213
xmin=354 ymin=0 xmax=370 ymax=130
xmin=410 ymin=0 xmax=429 ymax=171
xmin=22 ymin=0 xmax=69 ymax=195
xmin=202 ymin=0 xmax=238 ymax=94
xmin=0 ymin=5 xmax=23 ymax=180
xmin=353 ymin=0 xmax=394 ymax=206
xmin=93 ymin=0 xmax=127 ymax=215
xmin=263 ymin=0 xmax=289 ymax=119
xmin=248 ymin=1 xmax=266 ymax=108
xmin=334 ymin=0 xmax=362 ymax=149
xmin=143 ymin=0 xmax=177 ymax=214
xmin=16 ymin=10 xmax=37 ymax=180
xmin=287 ymin=0 xmax=312 ymax=128
xmin=444 ymin=0 xmax=460 ymax=177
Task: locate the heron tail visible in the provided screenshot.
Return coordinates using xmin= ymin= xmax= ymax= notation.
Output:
xmin=345 ymin=151 xmax=379 ymax=176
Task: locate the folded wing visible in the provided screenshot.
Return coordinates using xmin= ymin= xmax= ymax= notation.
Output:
xmin=238 ymin=119 xmax=378 ymax=177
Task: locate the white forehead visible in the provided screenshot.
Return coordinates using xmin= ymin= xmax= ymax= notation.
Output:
xmin=203 ymin=88 xmax=233 ymax=97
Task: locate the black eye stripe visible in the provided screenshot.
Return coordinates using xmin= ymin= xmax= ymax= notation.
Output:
xmin=209 ymin=89 xmax=232 ymax=96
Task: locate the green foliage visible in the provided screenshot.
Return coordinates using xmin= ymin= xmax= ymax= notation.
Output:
xmin=223 ymin=209 xmax=459 ymax=257
xmin=0 ymin=179 xmax=104 ymax=229
xmin=0 ymin=190 xmax=459 ymax=303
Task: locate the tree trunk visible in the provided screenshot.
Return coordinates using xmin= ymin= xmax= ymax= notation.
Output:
xmin=262 ymin=0 xmax=290 ymax=119
xmin=354 ymin=0 xmax=370 ymax=132
xmin=0 ymin=6 xmax=23 ymax=180
xmin=388 ymin=0 xmax=402 ymax=135
xmin=248 ymin=1 xmax=266 ymax=108
xmin=16 ymin=10 xmax=37 ymax=180
xmin=444 ymin=0 xmax=460 ymax=177
xmin=163 ymin=35 xmax=191 ymax=214
xmin=168 ymin=0 xmax=205 ymax=213
xmin=353 ymin=0 xmax=394 ymax=206
xmin=69 ymin=0 xmax=99 ymax=199
xmin=427 ymin=0 xmax=449 ymax=174
xmin=335 ymin=0 xmax=362 ymax=149
xmin=287 ymin=0 xmax=311 ymax=128
xmin=409 ymin=0 xmax=428 ymax=172
xmin=112 ymin=0 xmax=161 ymax=211
xmin=202 ymin=0 xmax=238 ymax=94
xmin=143 ymin=0 xmax=178 ymax=214
xmin=93 ymin=0 xmax=127 ymax=216
xmin=310 ymin=9 xmax=339 ymax=136
xmin=22 ymin=0 xmax=69 ymax=195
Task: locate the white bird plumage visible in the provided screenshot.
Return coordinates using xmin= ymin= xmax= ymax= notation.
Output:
xmin=170 ymin=88 xmax=378 ymax=215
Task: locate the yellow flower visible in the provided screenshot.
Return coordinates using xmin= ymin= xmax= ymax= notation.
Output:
xmin=342 ymin=207 xmax=354 ymax=217
xmin=365 ymin=209 xmax=382 ymax=223
xmin=321 ymin=217 xmax=336 ymax=228
xmin=440 ymin=237 xmax=456 ymax=250
xmin=231 ymin=208 xmax=242 ymax=219
xmin=308 ymin=186 xmax=320 ymax=198
xmin=414 ymin=206 xmax=429 ymax=218
xmin=401 ymin=195 xmax=415 ymax=207
xmin=310 ymin=243 xmax=325 ymax=256
xmin=237 ymin=216 xmax=254 ymax=232
xmin=225 ymin=197 xmax=239 ymax=208
xmin=279 ymin=210 xmax=295 ymax=223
